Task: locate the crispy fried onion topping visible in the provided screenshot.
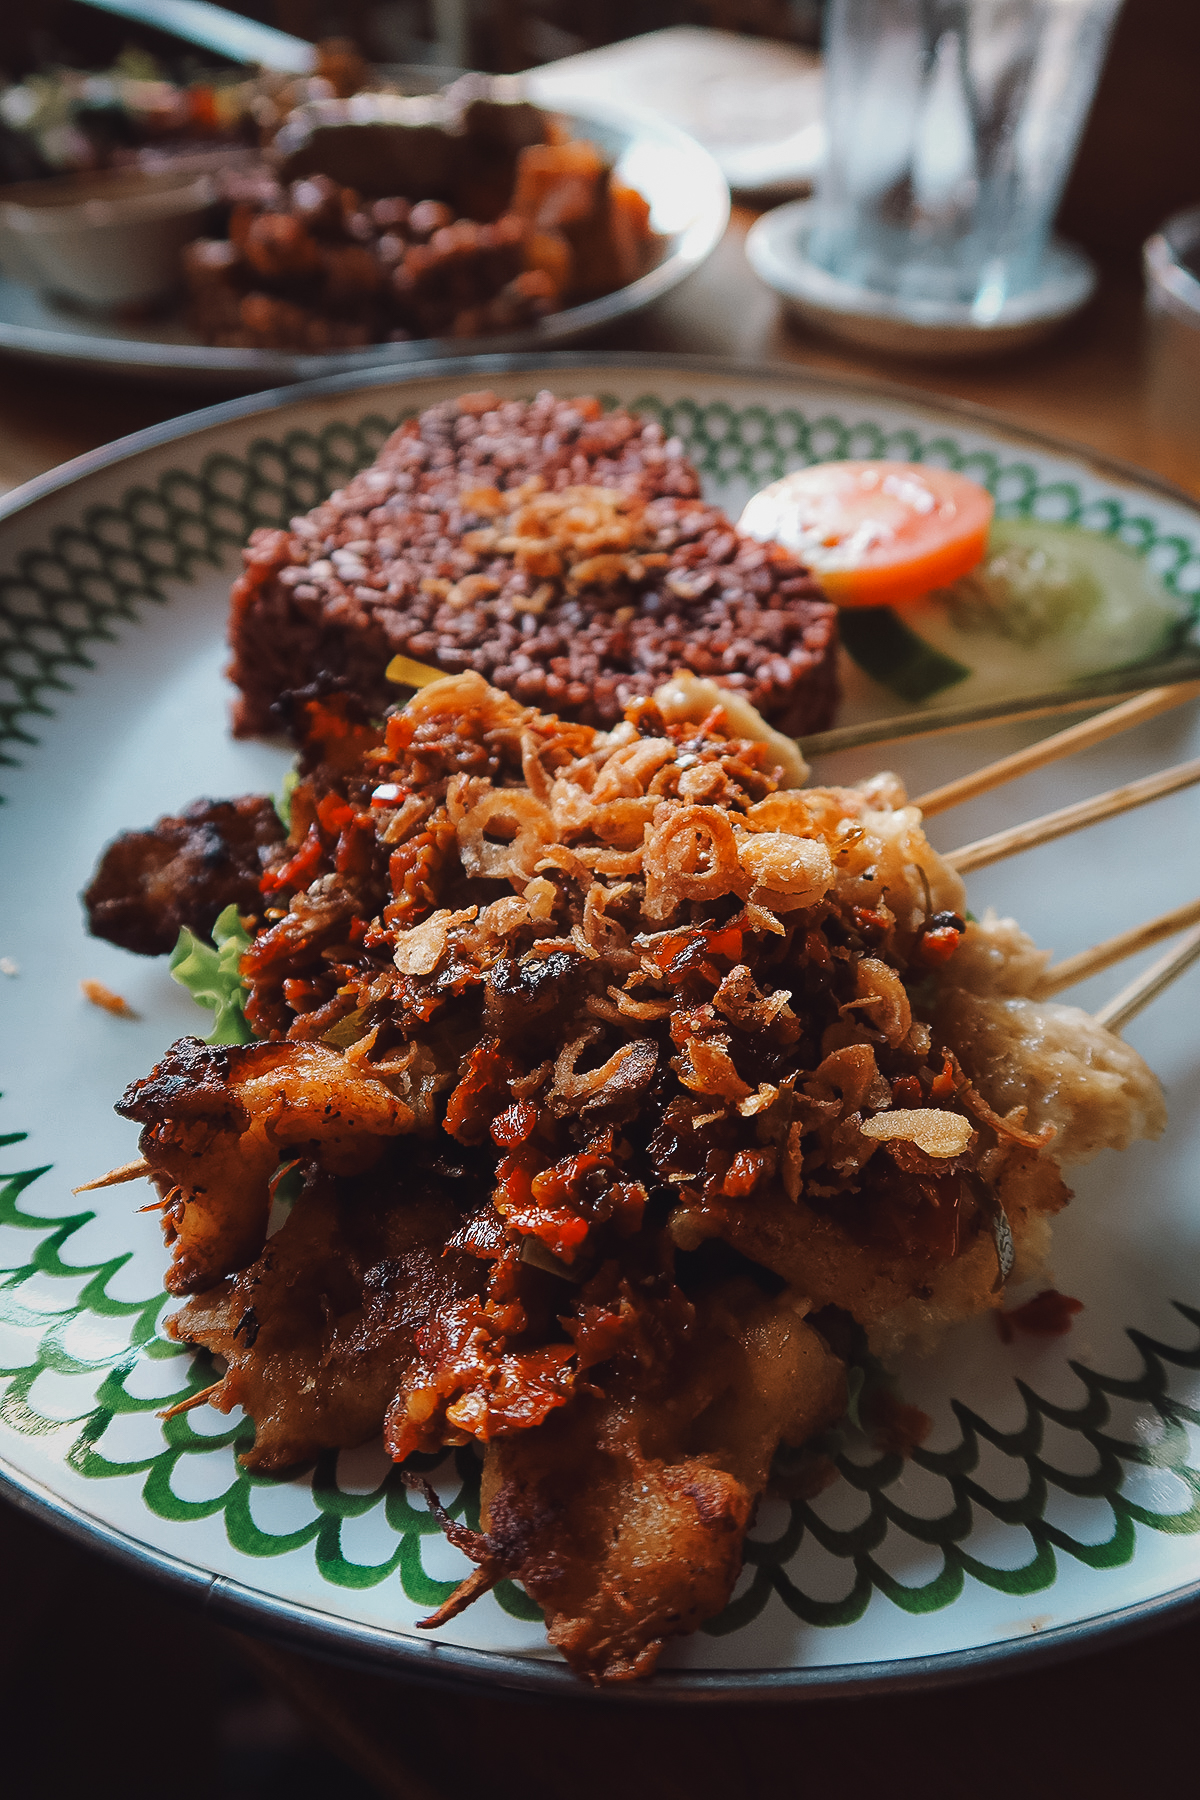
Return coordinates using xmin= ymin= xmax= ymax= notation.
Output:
xmin=592 ymin=738 xmax=676 ymax=802
xmin=841 ymin=956 xmax=912 ymax=1046
xmin=674 ymin=1035 xmax=753 ymax=1103
xmin=643 ymin=805 xmax=745 ymax=920
xmin=549 ymin=1030 xmax=659 ymax=1122
xmin=450 ymin=779 xmax=557 ymax=883
xmin=461 ymin=482 xmax=663 ymax=606
xmin=860 ymin=1109 xmax=974 ymax=1158
xmin=393 ymin=905 xmax=479 ymax=976
xmin=737 ymin=831 xmax=834 ymax=913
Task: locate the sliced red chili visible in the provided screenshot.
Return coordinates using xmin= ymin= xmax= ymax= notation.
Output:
xmin=260 ymin=824 xmax=324 ymax=895
xmin=317 ymin=791 xmax=356 ymax=835
xmin=721 ymin=1148 xmax=771 ymax=1198
xmin=652 ymin=923 xmax=744 ymax=983
xmin=444 ymin=1039 xmax=520 ymax=1145
xmin=929 ymin=1056 xmax=957 ymax=1102
xmin=919 ymin=926 xmax=961 ymax=967
xmin=491 ymin=1100 xmax=539 ymax=1149
xmin=852 ymin=905 xmax=891 ymax=936
xmin=996 ymin=1288 xmax=1083 ymax=1343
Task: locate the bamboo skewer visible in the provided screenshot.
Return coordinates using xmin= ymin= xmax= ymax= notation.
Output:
xmin=944 ymin=755 xmax=1200 ymax=874
xmin=1039 ymin=897 xmax=1200 ymax=997
xmin=796 ymin=657 xmax=1200 ymax=759
xmin=73 ymin=1158 xmax=151 ymax=1193
xmin=1094 ymin=923 xmax=1200 ymax=1035
xmin=158 ymin=1381 xmax=222 ymax=1420
xmin=913 ymin=680 xmax=1200 ymax=817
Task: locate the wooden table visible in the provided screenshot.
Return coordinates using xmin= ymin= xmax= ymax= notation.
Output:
xmin=0 ymin=208 xmax=1196 ymax=502
xmin=4 ymin=208 xmax=1200 ymax=1797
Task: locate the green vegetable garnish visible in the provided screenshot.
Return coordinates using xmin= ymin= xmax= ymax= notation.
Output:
xmin=275 ymin=766 xmax=299 ymax=831
xmin=837 ymin=606 xmax=972 ymax=702
xmin=169 ymin=903 xmax=254 ymax=1045
xmin=840 ymin=520 xmax=1191 ymax=707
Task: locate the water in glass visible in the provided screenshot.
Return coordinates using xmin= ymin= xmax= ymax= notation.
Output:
xmin=808 ymin=0 xmax=1123 ymax=315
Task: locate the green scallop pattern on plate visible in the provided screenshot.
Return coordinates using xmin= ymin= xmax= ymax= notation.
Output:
xmin=3 ymin=387 xmax=1200 ymax=1660
xmin=5 ymin=1140 xmax=1200 ymax=1634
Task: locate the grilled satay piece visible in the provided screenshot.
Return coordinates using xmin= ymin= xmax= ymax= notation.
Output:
xmin=167 ymin=1167 xmax=487 ymax=1467
xmin=84 ymin=795 xmax=286 ymax=955
xmin=423 ymin=1276 xmax=845 ymax=1682
xmin=117 ymin=1038 xmax=415 ymax=1292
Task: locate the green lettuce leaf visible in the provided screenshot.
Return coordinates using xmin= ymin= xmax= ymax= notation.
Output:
xmin=275 ymin=766 xmax=299 ymax=830
xmin=168 ymin=903 xmax=254 ymax=1045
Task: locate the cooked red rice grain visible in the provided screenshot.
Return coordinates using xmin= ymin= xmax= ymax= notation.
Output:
xmin=227 ymin=392 xmax=839 ymax=738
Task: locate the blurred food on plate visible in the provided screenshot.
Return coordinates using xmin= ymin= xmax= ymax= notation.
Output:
xmin=0 ymin=49 xmax=661 ymax=338
xmin=0 ymin=39 xmax=372 ymax=184
xmin=186 ymin=80 xmax=659 ymax=350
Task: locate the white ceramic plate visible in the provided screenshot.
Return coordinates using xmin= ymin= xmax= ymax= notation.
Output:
xmin=3 ymin=353 xmax=1200 ymax=1699
xmin=0 ymin=98 xmax=727 ymax=387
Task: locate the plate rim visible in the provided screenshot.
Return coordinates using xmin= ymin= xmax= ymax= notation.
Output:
xmin=6 ymin=1451 xmax=1200 ymax=1704
xmin=4 ymin=348 xmax=1199 ymax=535
xmin=4 ymin=346 xmax=1200 ymax=1701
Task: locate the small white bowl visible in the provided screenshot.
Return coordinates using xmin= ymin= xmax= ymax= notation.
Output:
xmin=746 ymin=198 xmax=1097 ymax=361
xmin=0 ymin=167 xmax=215 ymax=311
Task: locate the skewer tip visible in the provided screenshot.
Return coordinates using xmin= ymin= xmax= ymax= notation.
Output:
xmin=74 ymin=1158 xmax=152 ymax=1193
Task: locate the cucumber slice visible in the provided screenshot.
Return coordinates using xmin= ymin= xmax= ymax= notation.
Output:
xmin=837 ymin=608 xmax=971 ymax=702
xmin=842 ymin=520 xmax=1191 ymax=706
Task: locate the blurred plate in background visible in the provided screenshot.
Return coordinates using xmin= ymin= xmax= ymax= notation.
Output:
xmin=0 ymin=87 xmax=728 ymax=386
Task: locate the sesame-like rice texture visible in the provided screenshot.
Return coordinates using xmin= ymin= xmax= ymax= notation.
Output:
xmin=227 ymin=390 xmax=839 ymax=738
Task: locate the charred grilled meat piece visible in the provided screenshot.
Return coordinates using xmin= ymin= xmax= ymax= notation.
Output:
xmin=117 ymin=1037 xmax=416 ymax=1292
xmin=167 ymin=1166 xmax=488 ymax=1468
xmin=84 ymin=794 xmax=286 ymax=955
xmin=454 ymin=1279 xmax=846 ymax=1682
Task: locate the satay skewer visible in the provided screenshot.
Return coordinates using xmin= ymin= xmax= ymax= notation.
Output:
xmin=74 ymin=1157 xmax=151 ymax=1193
xmin=944 ymin=755 xmax=1200 ymax=874
xmin=1039 ymin=897 xmax=1200 ymax=997
xmin=913 ymin=679 xmax=1200 ymax=817
xmin=158 ymin=1382 xmax=222 ymax=1420
xmin=1094 ymin=922 xmax=1200 ymax=1034
xmin=797 ymin=659 xmax=1200 ymax=759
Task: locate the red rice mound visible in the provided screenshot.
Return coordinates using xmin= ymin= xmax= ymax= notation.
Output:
xmin=227 ymin=389 xmax=839 ymax=738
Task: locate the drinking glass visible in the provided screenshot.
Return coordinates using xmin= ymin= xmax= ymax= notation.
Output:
xmin=807 ymin=0 xmax=1123 ymax=317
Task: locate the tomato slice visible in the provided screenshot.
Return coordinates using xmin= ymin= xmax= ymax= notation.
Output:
xmin=739 ymin=460 xmax=994 ymax=608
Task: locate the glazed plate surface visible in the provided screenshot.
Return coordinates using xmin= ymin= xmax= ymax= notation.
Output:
xmin=2 ymin=353 xmax=1200 ymax=1697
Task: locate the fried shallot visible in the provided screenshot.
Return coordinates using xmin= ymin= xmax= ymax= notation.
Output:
xmin=109 ymin=671 xmax=1164 ymax=1680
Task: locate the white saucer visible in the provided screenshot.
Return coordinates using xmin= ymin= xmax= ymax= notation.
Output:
xmin=746 ymin=199 xmax=1097 ymax=360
